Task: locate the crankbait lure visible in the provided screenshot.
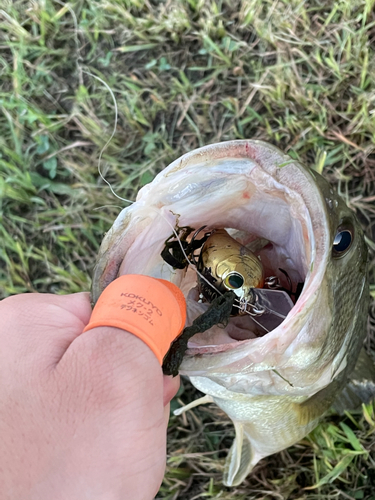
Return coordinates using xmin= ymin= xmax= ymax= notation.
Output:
xmin=196 ymin=229 xmax=264 ymax=305
xmin=161 ymin=226 xmax=302 ymax=374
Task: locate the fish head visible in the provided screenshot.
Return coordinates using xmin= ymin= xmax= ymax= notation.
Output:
xmin=91 ymin=140 xmax=369 ymax=484
xmin=304 ymin=169 xmax=369 ymax=376
xmin=92 ymin=139 xmax=369 ymax=391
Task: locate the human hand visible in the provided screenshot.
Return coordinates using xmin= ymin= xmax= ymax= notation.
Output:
xmin=0 ymin=290 xmax=181 ymax=500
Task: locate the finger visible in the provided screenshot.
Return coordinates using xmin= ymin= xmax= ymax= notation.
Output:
xmin=57 ymin=327 xmax=167 ymax=461
xmin=57 ymin=325 xmax=164 ymax=404
xmin=164 ymin=403 xmax=171 ymax=426
xmin=56 ymin=326 xmax=168 ymax=500
xmin=54 ymin=292 xmax=92 ymax=326
xmin=0 ymin=293 xmax=92 ymax=369
xmin=163 ymin=375 xmax=180 ymax=406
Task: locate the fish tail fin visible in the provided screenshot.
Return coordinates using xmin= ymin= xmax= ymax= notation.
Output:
xmin=223 ymin=421 xmax=256 ymax=487
xmin=333 ymin=348 xmax=375 ymax=414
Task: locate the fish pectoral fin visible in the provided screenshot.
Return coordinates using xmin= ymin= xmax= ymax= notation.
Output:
xmin=173 ymin=395 xmax=213 ymax=416
xmin=294 ymin=380 xmax=342 ymax=426
xmin=333 ymin=348 xmax=375 ymax=415
xmin=223 ymin=421 xmax=253 ymax=487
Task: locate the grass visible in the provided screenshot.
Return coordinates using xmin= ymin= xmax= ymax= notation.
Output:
xmin=1 ymin=0 xmax=375 ymax=498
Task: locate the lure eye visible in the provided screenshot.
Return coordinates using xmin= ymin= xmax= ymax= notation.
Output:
xmin=333 ymin=223 xmax=353 ymax=257
xmin=224 ymin=273 xmax=244 ymax=290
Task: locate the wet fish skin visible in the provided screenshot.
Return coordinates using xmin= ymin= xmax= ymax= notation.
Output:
xmin=90 ymin=140 xmax=371 ymax=486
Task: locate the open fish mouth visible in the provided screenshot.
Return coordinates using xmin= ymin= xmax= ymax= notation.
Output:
xmin=173 ymin=195 xmax=312 ymax=354
xmin=92 ymin=139 xmax=371 ymax=486
xmin=93 ymin=140 xmax=329 ymax=363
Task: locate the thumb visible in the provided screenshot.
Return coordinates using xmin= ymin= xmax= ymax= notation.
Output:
xmin=57 ymin=324 xmax=164 ymax=415
xmin=55 ymin=325 xmax=168 ymax=500
xmin=83 ymin=275 xmax=187 ymax=365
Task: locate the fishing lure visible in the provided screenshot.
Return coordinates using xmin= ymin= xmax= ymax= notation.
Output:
xmin=196 ymin=229 xmax=264 ymax=304
xmin=162 ymin=226 xmax=300 ymax=317
xmin=161 ymin=226 xmax=303 ymax=374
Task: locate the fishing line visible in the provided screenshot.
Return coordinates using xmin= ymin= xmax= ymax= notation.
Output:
xmin=79 ymin=69 xmax=219 ymax=295
xmin=231 ymin=302 xmax=270 ymax=333
xmin=80 ymin=71 xmax=222 ymax=297
xmin=249 ymin=318 xmax=269 ymax=333
xmin=82 ymin=74 xmax=284 ymax=326
xmin=79 ymin=69 xmax=130 ymax=205
xmin=92 ymin=205 xmax=125 ymax=212
xmin=62 ymin=3 xmax=283 ymax=329
xmin=264 ymin=308 xmax=286 ymax=320
xmin=76 ymin=72 xmax=226 ymax=299
xmin=60 ymin=0 xmax=132 ymax=204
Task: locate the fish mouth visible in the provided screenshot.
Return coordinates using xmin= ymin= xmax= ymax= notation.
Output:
xmin=95 ymin=140 xmax=329 ymax=358
xmin=176 ymin=172 xmax=315 ymax=354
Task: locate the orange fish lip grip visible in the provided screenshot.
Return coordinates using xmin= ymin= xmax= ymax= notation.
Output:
xmin=83 ymin=275 xmax=187 ymax=364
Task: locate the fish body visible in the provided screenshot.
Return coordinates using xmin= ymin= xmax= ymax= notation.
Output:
xmin=91 ymin=140 xmax=372 ymax=486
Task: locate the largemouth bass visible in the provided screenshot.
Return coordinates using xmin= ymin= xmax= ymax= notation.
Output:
xmin=91 ymin=140 xmax=373 ymax=486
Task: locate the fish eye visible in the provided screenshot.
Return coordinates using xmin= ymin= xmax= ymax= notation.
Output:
xmin=332 ymin=223 xmax=353 ymax=258
xmin=224 ymin=273 xmax=244 ymax=289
